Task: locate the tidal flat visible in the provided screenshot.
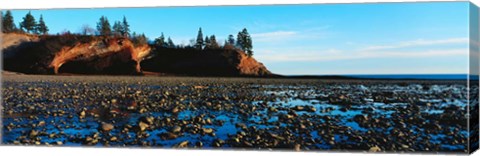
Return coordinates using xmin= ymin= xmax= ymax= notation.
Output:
xmin=1 ymin=75 xmax=469 ymax=153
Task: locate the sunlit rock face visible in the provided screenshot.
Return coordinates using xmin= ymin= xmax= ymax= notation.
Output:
xmin=2 ymin=33 xmax=270 ymax=77
xmin=2 ymin=33 xmax=151 ymax=75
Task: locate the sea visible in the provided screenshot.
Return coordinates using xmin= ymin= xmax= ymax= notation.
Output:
xmin=342 ymin=74 xmax=475 ymax=80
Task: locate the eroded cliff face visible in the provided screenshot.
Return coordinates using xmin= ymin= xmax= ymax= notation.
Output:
xmin=50 ymin=37 xmax=150 ymax=74
xmin=2 ymin=33 xmax=272 ymax=76
xmin=236 ymin=52 xmax=271 ymax=76
xmin=2 ymin=33 xmax=151 ymax=75
xmin=1 ymin=33 xmax=39 ymax=50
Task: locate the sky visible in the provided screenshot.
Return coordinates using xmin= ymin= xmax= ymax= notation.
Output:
xmin=7 ymin=2 xmax=471 ymax=75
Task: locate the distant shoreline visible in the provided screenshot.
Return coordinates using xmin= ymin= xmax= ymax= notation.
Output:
xmin=2 ymin=71 xmax=471 ymax=82
xmin=285 ymin=74 xmax=473 ymax=80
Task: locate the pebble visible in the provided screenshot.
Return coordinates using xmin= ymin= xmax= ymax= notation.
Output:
xmin=101 ymin=123 xmax=114 ymax=132
xmin=369 ymin=146 xmax=381 ymax=152
xmin=1 ymin=76 xmax=468 ymax=152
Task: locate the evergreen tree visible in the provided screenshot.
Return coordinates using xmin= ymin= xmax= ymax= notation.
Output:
xmin=112 ymin=21 xmax=123 ymax=36
xmin=131 ymin=32 xmax=148 ymax=45
xmin=195 ymin=27 xmax=204 ymax=50
xmin=245 ymin=36 xmax=253 ymax=57
xmin=236 ymin=31 xmax=244 ymax=49
xmin=237 ymin=28 xmax=253 ymax=57
xmin=121 ymin=16 xmax=130 ymax=37
xmin=96 ymin=16 xmax=111 ymax=36
xmin=141 ymin=33 xmax=148 ymax=44
xmin=167 ymin=37 xmax=175 ymax=48
xmin=242 ymin=28 xmax=253 ymax=57
xmin=204 ymin=36 xmax=210 ymax=49
xmin=20 ymin=11 xmax=36 ymax=33
xmin=35 ymin=15 xmax=48 ymax=35
xmin=210 ymin=35 xmax=219 ymax=49
xmin=227 ymin=34 xmax=235 ymax=46
xmin=131 ymin=32 xmax=137 ymax=43
xmin=2 ymin=10 xmax=16 ymax=33
xmin=154 ymin=33 xmax=166 ymax=47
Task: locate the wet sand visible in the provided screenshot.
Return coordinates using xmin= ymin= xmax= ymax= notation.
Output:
xmin=1 ymin=74 xmax=469 ymax=153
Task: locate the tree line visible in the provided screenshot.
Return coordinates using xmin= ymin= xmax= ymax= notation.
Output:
xmin=2 ymin=10 xmax=255 ymax=57
xmin=93 ymin=15 xmax=149 ymax=47
xmin=155 ymin=27 xmax=254 ymax=57
xmin=2 ymin=10 xmax=49 ymax=35
xmin=94 ymin=15 xmax=255 ymax=57
xmin=1 ymin=10 xmax=146 ymax=47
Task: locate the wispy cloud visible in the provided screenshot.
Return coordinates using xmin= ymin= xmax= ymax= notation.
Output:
xmin=257 ymin=48 xmax=467 ymax=62
xmin=251 ymin=29 xmax=329 ymax=43
xmin=360 ymin=38 xmax=468 ymax=51
xmin=255 ymin=37 xmax=469 ymax=63
xmin=249 ymin=24 xmax=331 ymax=44
xmin=251 ymin=31 xmax=298 ymax=42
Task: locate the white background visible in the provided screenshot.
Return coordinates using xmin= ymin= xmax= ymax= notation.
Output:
xmin=0 ymin=0 xmax=478 ymax=156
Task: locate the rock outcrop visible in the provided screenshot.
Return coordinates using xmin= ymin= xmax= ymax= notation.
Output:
xmin=141 ymin=47 xmax=272 ymax=77
xmin=1 ymin=33 xmax=39 ymax=50
xmin=2 ymin=33 xmax=151 ymax=75
xmin=2 ymin=33 xmax=273 ymax=77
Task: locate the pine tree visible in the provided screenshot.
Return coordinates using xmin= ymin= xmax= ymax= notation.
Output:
xmin=154 ymin=33 xmax=166 ymax=47
xmin=141 ymin=33 xmax=148 ymax=44
xmin=20 ymin=11 xmax=36 ymax=33
xmin=2 ymin=10 xmax=16 ymax=33
xmin=121 ymin=16 xmax=130 ymax=37
xmin=237 ymin=28 xmax=253 ymax=57
xmin=167 ymin=37 xmax=175 ymax=48
xmin=96 ymin=16 xmax=111 ymax=36
xmin=195 ymin=27 xmax=204 ymax=50
xmin=236 ymin=31 xmax=244 ymax=49
xmin=227 ymin=34 xmax=235 ymax=46
xmin=131 ymin=32 xmax=136 ymax=39
xmin=210 ymin=35 xmax=219 ymax=49
xmin=204 ymin=36 xmax=210 ymax=49
xmin=35 ymin=15 xmax=48 ymax=35
xmin=131 ymin=32 xmax=148 ymax=45
xmin=242 ymin=28 xmax=253 ymax=57
xmin=245 ymin=36 xmax=253 ymax=57
xmin=112 ymin=21 xmax=123 ymax=36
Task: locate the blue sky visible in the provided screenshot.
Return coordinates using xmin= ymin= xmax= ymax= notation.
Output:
xmin=8 ymin=2 xmax=470 ymax=75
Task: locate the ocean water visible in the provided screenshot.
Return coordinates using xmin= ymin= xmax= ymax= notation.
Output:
xmin=344 ymin=74 xmax=470 ymax=80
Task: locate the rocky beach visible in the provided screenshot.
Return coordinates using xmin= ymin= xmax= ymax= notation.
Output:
xmin=1 ymin=74 xmax=469 ymax=153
